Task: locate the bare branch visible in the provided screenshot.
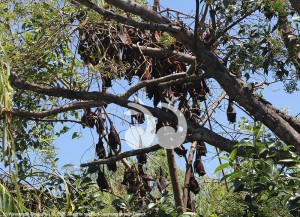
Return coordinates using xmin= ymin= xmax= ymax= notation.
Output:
xmin=131 ymin=44 xmax=196 ymax=64
xmin=80 ymin=144 xmax=162 ymax=167
xmin=182 ymin=92 xmax=227 ymax=209
xmin=10 ymin=101 xmax=102 ymax=118
xmin=200 ymin=91 xmax=226 ymax=126
xmin=121 ymin=72 xmax=186 ymax=99
xmin=159 ymin=8 xmax=195 ymax=19
xmin=158 ymin=73 xmax=207 ymax=87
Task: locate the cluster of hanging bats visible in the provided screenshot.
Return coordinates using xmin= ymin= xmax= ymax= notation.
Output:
xmin=78 ymin=0 xmax=236 ymax=211
xmin=81 ymin=106 xmax=207 ymax=210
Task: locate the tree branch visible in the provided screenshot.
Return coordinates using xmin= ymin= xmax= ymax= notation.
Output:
xmin=166 ymin=149 xmax=183 ymax=213
xmin=80 ymin=144 xmax=162 ymax=167
xmin=200 ymin=91 xmax=226 ymax=126
xmin=121 ymin=72 xmax=186 ymax=99
xmin=121 ymin=71 xmax=208 ymax=99
xmin=10 ymin=101 xmax=102 ymax=118
xmin=104 ymin=0 xmax=170 ymax=23
xmin=131 ymin=44 xmax=196 ymax=64
xmin=73 ymin=0 xmax=179 ymax=32
xmin=10 ymin=72 xmax=294 ymax=156
xmin=158 ymin=73 xmax=207 ymax=87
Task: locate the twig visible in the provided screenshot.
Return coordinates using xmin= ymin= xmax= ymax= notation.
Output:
xmin=199 ymin=4 xmax=209 ymax=26
xmin=201 ymin=91 xmax=226 ymax=126
xmin=159 ymin=8 xmax=195 ymax=19
xmin=217 ymin=9 xmax=255 ymax=39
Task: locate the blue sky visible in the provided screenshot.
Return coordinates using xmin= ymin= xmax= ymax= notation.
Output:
xmin=54 ymin=0 xmax=300 ymax=177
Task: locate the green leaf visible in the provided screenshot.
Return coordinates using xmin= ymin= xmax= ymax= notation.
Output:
xmin=148 ymin=203 xmax=157 ymax=209
xmin=253 ymin=124 xmax=265 ymax=139
xmin=279 ymin=159 xmax=296 ymax=163
xmin=244 ymin=73 xmax=250 ymax=80
xmin=233 ymin=179 xmax=244 ymax=192
xmin=215 ymin=163 xmax=229 ymax=173
xmin=258 ymin=148 xmax=268 ymax=156
xmin=237 ymin=139 xmax=253 ymax=147
xmin=229 ymin=149 xmax=237 ymax=162
xmin=180 ymin=213 xmax=197 ymax=217
xmin=72 ymin=132 xmax=79 ymax=139
xmin=274 ymin=1 xmax=283 ymax=10
xmin=219 ymin=156 xmax=230 ymax=161
xmin=228 ymin=172 xmax=243 ymax=181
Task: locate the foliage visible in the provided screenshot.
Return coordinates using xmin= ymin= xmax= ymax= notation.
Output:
xmin=216 ymin=121 xmax=300 ymax=216
xmin=196 ymin=178 xmax=246 ymax=216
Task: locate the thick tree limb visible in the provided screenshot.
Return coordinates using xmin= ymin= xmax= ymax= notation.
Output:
xmin=274 ymin=108 xmax=300 ymax=134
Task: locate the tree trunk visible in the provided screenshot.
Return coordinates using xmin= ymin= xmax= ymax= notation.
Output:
xmin=166 ymin=149 xmax=184 ymax=214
